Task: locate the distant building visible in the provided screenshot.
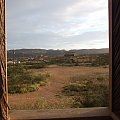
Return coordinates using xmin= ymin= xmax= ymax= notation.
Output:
xmin=64 ymin=52 xmax=76 ymax=57
xmin=7 ymin=60 xmax=20 ymax=64
xmin=7 ymin=61 xmax=13 ymax=64
xmin=18 ymin=61 xmax=21 ymax=64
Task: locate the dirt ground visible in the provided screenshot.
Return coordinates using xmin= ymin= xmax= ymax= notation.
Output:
xmin=8 ymin=65 xmax=109 ymax=109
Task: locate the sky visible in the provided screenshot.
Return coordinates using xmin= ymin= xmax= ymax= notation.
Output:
xmin=6 ymin=0 xmax=108 ymax=50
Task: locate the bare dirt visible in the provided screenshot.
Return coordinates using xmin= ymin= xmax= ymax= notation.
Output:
xmin=8 ymin=65 xmax=109 ymax=109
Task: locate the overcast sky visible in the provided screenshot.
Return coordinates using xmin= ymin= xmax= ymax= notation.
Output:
xmin=6 ymin=0 xmax=108 ymax=50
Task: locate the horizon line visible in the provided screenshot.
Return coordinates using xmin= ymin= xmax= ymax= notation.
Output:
xmin=7 ymin=48 xmax=109 ymax=51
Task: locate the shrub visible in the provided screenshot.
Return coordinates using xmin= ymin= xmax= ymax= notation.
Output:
xmin=62 ymin=74 xmax=109 ymax=107
xmin=63 ymin=83 xmax=88 ymax=96
xmin=33 ymin=75 xmax=46 ymax=84
xmin=8 ymin=64 xmax=49 ymax=94
xmin=97 ymin=76 xmax=104 ymax=81
xmin=72 ymin=87 xmax=109 ymax=108
xmin=24 ymin=62 xmax=47 ymax=69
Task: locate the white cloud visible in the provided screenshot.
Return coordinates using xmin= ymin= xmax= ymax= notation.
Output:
xmin=7 ymin=0 xmax=108 ymax=50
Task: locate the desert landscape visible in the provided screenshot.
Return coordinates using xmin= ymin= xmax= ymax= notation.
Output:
xmin=8 ymin=64 xmax=109 ymax=110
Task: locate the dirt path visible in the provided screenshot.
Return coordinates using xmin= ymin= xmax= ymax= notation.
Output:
xmin=8 ymin=66 xmax=109 ymax=109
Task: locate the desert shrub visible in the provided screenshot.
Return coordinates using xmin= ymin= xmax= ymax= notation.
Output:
xmin=91 ymin=54 xmax=109 ymax=66
xmin=97 ymin=76 xmax=104 ymax=81
xmin=8 ymin=64 xmax=49 ymax=94
xmin=63 ymin=74 xmax=109 ymax=107
xmin=72 ymin=85 xmax=109 ymax=108
xmin=33 ymin=75 xmax=46 ymax=83
xmin=23 ymin=62 xmax=47 ymax=69
xmin=63 ymin=83 xmax=88 ymax=96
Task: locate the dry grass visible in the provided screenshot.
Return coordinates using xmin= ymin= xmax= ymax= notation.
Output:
xmin=8 ymin=65 xmax=109 ymax=110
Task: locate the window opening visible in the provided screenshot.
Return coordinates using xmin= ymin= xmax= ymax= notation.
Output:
xmin=7 ymin=0 xmax=109 ymax=110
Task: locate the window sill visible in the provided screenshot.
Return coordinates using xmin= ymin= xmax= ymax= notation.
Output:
xmin=9 ymin=107 xmax=110 ymax=120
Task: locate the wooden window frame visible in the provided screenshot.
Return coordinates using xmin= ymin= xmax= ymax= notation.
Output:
xmin=1 ymin=0 xmax=120 ymax=119
xmin=109 ymin=0 xmax=120 ymax=119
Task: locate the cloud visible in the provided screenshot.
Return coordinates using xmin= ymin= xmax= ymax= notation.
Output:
xmin=6 ymin=0 xmax=108 ymax=50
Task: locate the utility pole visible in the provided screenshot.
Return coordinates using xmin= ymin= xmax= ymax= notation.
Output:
xmin=13 ymin=49 xmax=15 ymax=66
xmin=13 ymin=49 xmax=15 ymax=78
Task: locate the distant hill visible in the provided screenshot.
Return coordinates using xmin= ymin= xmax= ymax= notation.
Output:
xmin=7 ymin=48 xmax=109 ymax=59
xmin=69 ymin=48 xmax=109 ymax=55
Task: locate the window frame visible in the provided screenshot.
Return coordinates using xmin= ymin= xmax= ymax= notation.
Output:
xmin=1 ymin=0 xmax=120 ymax=119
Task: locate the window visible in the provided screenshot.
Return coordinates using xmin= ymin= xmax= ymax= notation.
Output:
xmin=0 ymin=0 xmax=120 ymax=120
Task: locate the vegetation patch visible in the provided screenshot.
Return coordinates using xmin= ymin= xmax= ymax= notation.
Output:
xmin=8 ymin=64 xmax=50 ymax=94
xmin=10 ymin=97 xmax=73 ymax=110
xmin=23 ymin=62 xmax=47 ymax=69
xmin=62 ymin=74 xmax=109 ymax=107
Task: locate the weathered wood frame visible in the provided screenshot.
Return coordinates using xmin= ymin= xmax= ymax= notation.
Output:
xmin=0 ymin=0 xmax=120 ymax=120
xmin=0 ymin=0 xmax=8 ymax=120
xmin=109 ymin=0 xmax=112 ymax=113
xmin=109 ymin=0 xmax=120 ymax=120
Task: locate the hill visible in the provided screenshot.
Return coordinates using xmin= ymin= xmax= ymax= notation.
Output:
xmin=7 ymin=48 xmax=109 ymax=59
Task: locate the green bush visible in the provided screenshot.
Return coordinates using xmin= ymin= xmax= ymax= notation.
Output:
xmin=62 ymin=74 xmax=109 ymax=107
xmin=91 ymin=54 xmax=109 ymax=66
xmin=63 ymin=83 xmax=88 ymax=96
xmin=24 ymin=62 xmax=47 ymax=69
xmin=72 ymin=87 xmax=109 ymax=108
xmin=8 ymin=64 xmax=49 ymax=94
